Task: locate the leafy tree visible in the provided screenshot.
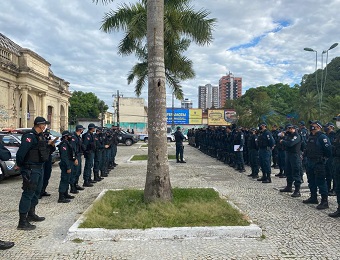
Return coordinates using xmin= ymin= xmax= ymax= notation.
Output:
xmin=99 ymin=0 xmax=216 ymax=99
xmin=69 ymin=91 xmax=109 ymax=124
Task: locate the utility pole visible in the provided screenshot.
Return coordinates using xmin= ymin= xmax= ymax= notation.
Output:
xmin=171 ymin=92 xmax=175 ymax=130
xmin=112 ymin=90 xmax=123 ymax=127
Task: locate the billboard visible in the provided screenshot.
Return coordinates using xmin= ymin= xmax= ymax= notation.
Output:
xmin=207 ymin=109 xmax=235 ymax=125
xmin=166 ymin=108 xmax=203 ymax=125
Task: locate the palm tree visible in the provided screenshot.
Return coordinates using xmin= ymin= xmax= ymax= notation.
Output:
xmin=100 ymin=0 xmax=216 ymax=99
xmin=297 ymin=92 xmax=318 ymax=122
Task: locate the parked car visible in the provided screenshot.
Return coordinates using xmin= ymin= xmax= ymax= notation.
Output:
xmin=0 ymin=133 xmax=21 ymax=181
xmin=12 ymin=128 xmax=61 ymax=164
xmin=117 ymin=130 xmax=139 ymax=146
xmin=139 ymin=133 xmax=175 ymax=143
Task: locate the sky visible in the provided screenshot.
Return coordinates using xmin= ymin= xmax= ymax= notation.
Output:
xmin=1 ymin=0 xmax=340 ymax=112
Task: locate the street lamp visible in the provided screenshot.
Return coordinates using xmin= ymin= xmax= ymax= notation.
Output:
xmin=304 ymin=43 xmax=338 ymax=117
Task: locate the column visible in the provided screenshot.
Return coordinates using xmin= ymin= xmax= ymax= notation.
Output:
xmin=21 ymin=87 xmax=28 ymax=128
xmin=39 ymin=92 xmax=47 ymax=118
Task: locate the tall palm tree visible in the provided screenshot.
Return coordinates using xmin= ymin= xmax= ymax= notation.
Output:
xmin=297 ymin=92 xmax=318 ymax=122
xmin=100 ymin=0 xmax=216 ymax=98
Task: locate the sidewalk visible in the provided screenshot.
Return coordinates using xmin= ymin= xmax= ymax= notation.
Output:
xmin=0 ymin=143 xmax=339 ymax=259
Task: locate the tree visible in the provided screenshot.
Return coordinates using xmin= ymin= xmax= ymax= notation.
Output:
xmin=100 ymin=0 xmax=216 ymax=99
xmin=69 ymin=91 xmax=109 ymax=124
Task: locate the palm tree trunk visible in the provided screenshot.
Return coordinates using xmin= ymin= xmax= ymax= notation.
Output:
xmin=144 ymin=0 xmax=172 ymax=203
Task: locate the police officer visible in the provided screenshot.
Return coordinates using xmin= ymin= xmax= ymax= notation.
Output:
xmin=324 ymin=122 xmax=336 ymax=196
xmin=16 ymin=117 xmax=52 ymax=230
xmin=174 ymin=126 xmax=186 ymax=163
xmin=40 ymin=128 xmax=56 ymax=198
xmin=257 ymin=123 xmax=275 ymax=183
xmin=275 ymin=127 xmax=286 ymax=178
xmin=247 ymin=128 xmax=259 ymax=178
xmin=271 ymin=125 xmax=280 ymax=169
xmin=57 ymin=131 xmax=76 ymax=203
xmin=0 ymin=143 xmax=15 ymax=249
xmin=69 ymin=125 xmax=85 ymax=193
xmin=233 ymin=126 xmax=245 ymax=172
xmin=93 ymin=127 xmax=104 ymax=182
xmin=82 ymin=123 xmax=96 ymax=187
xmin=303 ymin=120 xmax=332 ymax=209
xmin=109 ymin=125 xmax=119 ymax=169
xmin=329 ymin=115 xmax=340 ymax=217
xmin=279 ymin=124 xmax=302 ymax=197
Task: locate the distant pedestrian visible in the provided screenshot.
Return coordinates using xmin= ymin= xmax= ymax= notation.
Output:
xmin=174 ymin=126 xmax=186 ymax=163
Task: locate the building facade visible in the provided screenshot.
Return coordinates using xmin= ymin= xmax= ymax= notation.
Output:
xmin=0 ymin=33 xmax=71 ymax=131
xmin=113 ymin=97 xmax=147 ymax=133
xmin=181 ymin=98 xmax=193 ymax=109
xmin=219 ymin=72 xmax=242 ymax=107
xmin=198 ymin=84 xmax=219 ymax=110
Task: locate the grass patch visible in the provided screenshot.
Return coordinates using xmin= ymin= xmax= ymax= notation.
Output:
xmin=131 ymin=154 xmax=176 ymax=160
xmin=79 ymin=188 xmax=249 ymax=229
xmin=72 ymin=238 xmax=84 ymax=243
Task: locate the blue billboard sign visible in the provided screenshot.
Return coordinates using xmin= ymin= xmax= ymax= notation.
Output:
xmin=166 ymin=108 xmax=189 ymax=125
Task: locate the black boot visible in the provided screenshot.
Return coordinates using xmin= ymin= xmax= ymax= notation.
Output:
xmin=83 ymin=181 xmax=93 ymax=187
xmin=257 ymin=175 xmax=266 ymax=181
xmin=262 ymin=174 xmax=271 ymax=183
xmin=75 ymin=183 xmax=85 ymax=190
xmin=94 ymin=172 xmax=103 ymax=182
xmin=316 ymin=195 xmax=329 ymax=210
xmin=17 ymin=213 xmax=36 ymax=230
xmin=64 ymin=192 xmax=75 ymax=199
xmin=291 ymin=186 xmax=301 ymax=197
xmin=70 ymin=184 xmax=79 ymax=194
xmin=280 ymin=183 xmax=293 ymax=192
xmin=100 ymin=171 xmax=108 ymax=177
xmin=0 ymin=240 xmax=14 ymax=250
xmin=27 ymin=206 xmax=45 ymax=222
xmin=303 ymin=195 xmax=319 ymax=204
xmin=58 ymin=193 xmax=70 ymax=203
xmin=329 ymin=207 xmax=340 ymax=218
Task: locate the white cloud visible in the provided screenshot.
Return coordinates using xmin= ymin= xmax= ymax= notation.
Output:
xmin=1 ymin=0 xmax=339 ymax=110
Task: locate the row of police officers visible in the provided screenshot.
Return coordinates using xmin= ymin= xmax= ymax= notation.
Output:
xmin=15 ymin=117 xmax=119 ymax=230
xmin=188 ymin=115 xmax=340 ymax=216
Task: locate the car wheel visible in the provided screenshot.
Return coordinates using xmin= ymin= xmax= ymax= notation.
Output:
xmin=144 ymin=137 xmax=148 ymax=143
xmin=125 ymin=139 xmax=133 ymax=146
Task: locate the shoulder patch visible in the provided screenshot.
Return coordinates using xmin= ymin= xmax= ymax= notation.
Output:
xmin=25 ymin=137 xmax=31 ymax=143
xmin=62 ymin=146 xmax=67 ymax=150
xmin=323 ymin=139 xmax=328 ymax=143
xmin=87 ymin=137 xmax=90 ymax=140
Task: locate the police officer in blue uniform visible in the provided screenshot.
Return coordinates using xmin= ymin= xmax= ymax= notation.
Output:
xmin=233 ymin=126 xmax=245 ymax=172
xmin=0 ymin=143 xmax=15 ymax=249
xmin=329 ymin=115 xmax=340 ymax=217
xmin=16 ymin=117 xmax=52 ymax=230
xmin=324 ymin=122 xmax=336 ymax=195
xmin=303 ymin=120 xmax=332 ymax=209
xmin=247 ymin=128 xmax=259 ymax=178
xmin=58 ymin=131 xmax=76 ymax=203
xmin=174 ymin=126 xmax=186 ymax=163
xmin=82 ymin=123 xmax=96 ymax=187
xmin=93 ymin=127 xmax=104 ymax=182
xmin=40 ymin=128 xmax=56 ymax=198
xmin=279 ymin=124 xmax=302 ymax=197
xmin=69 ymin=125 xmax=85 ymax=193
xmin=257 ymin=123 xmax=275 ymax=183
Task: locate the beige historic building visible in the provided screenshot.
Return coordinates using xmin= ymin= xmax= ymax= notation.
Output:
xmin=0 ymin=33 xmax=71 ymax=131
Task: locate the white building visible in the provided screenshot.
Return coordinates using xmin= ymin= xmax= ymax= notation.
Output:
xmin=181 ymin=98 xmax=193 ymax=109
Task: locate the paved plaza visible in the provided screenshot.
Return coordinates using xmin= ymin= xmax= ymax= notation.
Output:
xmin=0 ymin=143 xmax=339 ymax=259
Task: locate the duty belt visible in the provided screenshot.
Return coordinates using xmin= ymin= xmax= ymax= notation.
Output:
xmin=24 ymin=164 xmax=44 ymax=169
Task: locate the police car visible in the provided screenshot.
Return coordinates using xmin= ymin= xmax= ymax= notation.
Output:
xmin=0 ymin=133 xmax=21 ymax=181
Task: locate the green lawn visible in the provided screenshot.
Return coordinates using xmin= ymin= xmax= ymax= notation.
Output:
xmin=131 ymin=154 xmax=176 ymax=160
xmin=79 ymin=188 xmax=249 ymax=229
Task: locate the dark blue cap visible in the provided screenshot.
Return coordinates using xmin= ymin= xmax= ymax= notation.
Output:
xmin=88 ymin=123 xmax=96 ymax=129
xmin=62 ymin=130 xmax=71 ymax=136
xmin=34 ymin=116 xmax=50 ymax=125
xmin=76 ymin=125 xmax=84 ymax=131
xmin=299 ymin=121 xmax=305 ymax=126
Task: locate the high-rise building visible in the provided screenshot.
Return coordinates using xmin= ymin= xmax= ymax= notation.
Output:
xmin=219 ymin=72 xmax=242 ymax=107
xmin=198 ymin=84 xmax=219 ymax=109
xmin=181 ymin=98 xmax=193 ymax=109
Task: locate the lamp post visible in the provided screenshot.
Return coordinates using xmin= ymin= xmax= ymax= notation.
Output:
xmin=304 ymin=43 xmax=338 ymax=118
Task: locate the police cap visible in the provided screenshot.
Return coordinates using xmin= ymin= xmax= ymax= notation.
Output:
xmin=62 ymin=130 xmax=72 ymax=137
xmin=88 ymin=123 xmax=96 ymax=129
xmin=76 ymin=125 xmax=84 ymax=131
xmin=309 ymin=120 xmax=323 ymax=129
xmin=34 ymin=116 xmax=50 ymax=125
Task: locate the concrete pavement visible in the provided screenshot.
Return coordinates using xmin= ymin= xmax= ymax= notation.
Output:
xmin=0 ymin=143 xmax=339 ymax=259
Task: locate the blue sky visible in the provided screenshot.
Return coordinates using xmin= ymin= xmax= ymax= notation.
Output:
xmin=1 ymin=0 xmax=339 ymax=111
